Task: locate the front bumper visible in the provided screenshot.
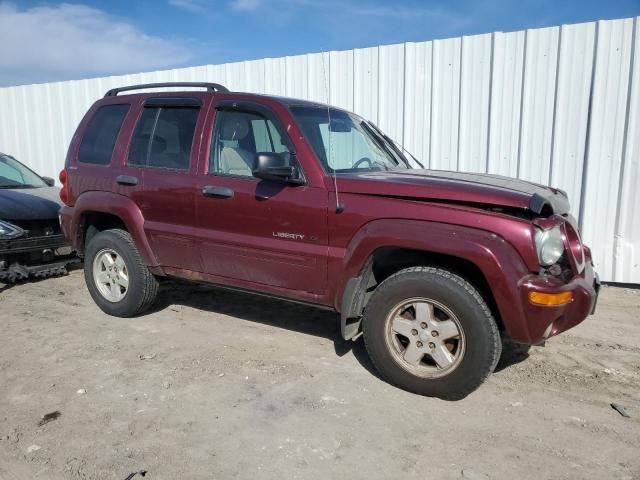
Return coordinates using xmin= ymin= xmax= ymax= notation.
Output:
xmin=0 ymin=233 xmax=80 ymax=282
xmin=514 ymin=261 xmax=599 ymax=345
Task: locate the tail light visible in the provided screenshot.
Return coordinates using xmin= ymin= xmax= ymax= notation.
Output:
xmin=59 ymin=168 xmax=69 ymax=205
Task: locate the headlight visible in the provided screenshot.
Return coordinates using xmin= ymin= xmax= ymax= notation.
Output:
xmin=0 ymin=220 xmax=25 ymax=239
xmin=534 ymin=226 xmax=564 ymax=266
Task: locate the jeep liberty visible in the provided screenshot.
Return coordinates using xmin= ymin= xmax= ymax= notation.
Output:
xmin=59 ymin=82 xmax=599 ymax=399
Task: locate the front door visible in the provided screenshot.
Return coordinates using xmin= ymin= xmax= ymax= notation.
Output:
xmin=194 ymin=107 xmax=329 ymax=295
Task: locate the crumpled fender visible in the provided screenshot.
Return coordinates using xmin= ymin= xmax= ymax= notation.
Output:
xmin=333 ymin=219 xmax=531 ymax=341
xmin=60 ymin=191 xmax=158 ymax=267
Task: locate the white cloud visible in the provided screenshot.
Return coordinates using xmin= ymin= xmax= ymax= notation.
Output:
xmin=0 ymin=2 xmax=192 ymax=86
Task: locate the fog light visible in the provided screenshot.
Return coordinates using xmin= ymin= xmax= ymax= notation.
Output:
xmin=528 ymin=291 xmax=573 ymax=306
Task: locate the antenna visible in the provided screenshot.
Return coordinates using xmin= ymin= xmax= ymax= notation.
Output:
xmin=321 ymin=54 xmax=344 ymax=214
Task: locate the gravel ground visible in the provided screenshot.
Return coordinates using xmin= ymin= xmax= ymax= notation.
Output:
xmin=0 ymin=269 xmax=639 ymax=480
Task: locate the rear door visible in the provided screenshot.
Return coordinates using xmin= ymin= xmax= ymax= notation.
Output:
xmin=123 ymin=95 xmax=207 ymax=271
xmin=194 ymin=102 xmax=329 ymax=295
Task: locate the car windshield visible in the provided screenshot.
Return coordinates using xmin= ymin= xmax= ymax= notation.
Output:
xmin=290 ymin=106 xmax=410 ymax=173
xmin=0 ymin=154 xmax=47 ymax=188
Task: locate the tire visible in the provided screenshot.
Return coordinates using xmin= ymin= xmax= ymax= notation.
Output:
xmin=362 ymin=267 xmax=501 ymax=400
xmin=84 ymin=228 xmax=159 ymax=317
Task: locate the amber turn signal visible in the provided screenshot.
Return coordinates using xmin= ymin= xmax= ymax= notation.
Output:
xmin=528 ymin=291 xmax=573 ymax=306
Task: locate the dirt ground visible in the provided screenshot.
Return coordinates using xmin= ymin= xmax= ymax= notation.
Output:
xmin=0 ymin=269 xmax=638 ymax=480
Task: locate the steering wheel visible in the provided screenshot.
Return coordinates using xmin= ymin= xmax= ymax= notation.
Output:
xmin=353 ymin=157 xmax=373 ymax=169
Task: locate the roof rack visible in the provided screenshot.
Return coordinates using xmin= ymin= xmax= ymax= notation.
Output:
xmin=104 ymin=82 xmax=229 ymax=97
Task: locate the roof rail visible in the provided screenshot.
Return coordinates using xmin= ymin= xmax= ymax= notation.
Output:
xmin=104 ymin=82 xmax=229 ymax=97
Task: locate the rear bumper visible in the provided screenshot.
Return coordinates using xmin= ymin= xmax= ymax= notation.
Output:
xmin=59 ymin=205 xmax=75 ymax=248
xmin=512 ymin=262 xmax=599 ymax=344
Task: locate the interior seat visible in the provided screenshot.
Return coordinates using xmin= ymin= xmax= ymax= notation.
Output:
xmin=218 ymin=114 xmax=255 ymax=176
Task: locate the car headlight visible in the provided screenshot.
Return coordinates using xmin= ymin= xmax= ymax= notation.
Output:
xmin=0 ymin=220 xmax=25 ymax=239
xmin=534 ymin=226 xmax=565 ymax=266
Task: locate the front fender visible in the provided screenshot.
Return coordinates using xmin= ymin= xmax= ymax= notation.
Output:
xmin=59 ymin=191 xmax=158 ymax=267
xmin=332 ymin=219 xmax=532 ymax=341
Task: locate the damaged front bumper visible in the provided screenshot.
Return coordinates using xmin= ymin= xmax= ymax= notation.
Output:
xmin=0 ymin=234 xmax=80 ymax=282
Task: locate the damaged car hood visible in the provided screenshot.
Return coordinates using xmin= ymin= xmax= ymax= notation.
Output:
xmin=0 ymin=186 xmax=62 ymax=220
xmin=337 ymin=169 xmax=570 ymax=215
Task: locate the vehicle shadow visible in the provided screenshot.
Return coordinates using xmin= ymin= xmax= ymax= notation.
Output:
xmin=150 ymin=279 xmax=383 ymax=380
xmin=494 ymin=342 xmax=531 ymax=372
xmin=150 ymin=280 xmax=526 ymax=379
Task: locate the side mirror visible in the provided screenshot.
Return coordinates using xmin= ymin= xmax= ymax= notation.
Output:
xmin=42 ymin=176 xmax=55 ymax=187
xmin=252 ymin=152 xmax=305 ymax=185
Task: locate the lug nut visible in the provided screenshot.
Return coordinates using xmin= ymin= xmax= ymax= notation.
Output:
xmin=411 ymin=329 xmax=418 ymax=336
xmin=428 ymin=342 xmax=436 ymax=349
xmin=416 ymin=341 xmax=423 ymax=348
xmin=431 ymin=331 xmax=439 ymax=337
xmin=420 ymin=322 xmax=427 ymax=329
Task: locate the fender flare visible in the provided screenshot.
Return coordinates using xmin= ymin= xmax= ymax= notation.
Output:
xmin=70 ymin=191 xmax=158 ymax=267
xmin=336 ymin=219 xmax=530 ymax=340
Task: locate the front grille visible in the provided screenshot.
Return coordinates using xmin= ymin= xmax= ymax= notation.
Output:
xmin=6 ymin=219 xmax=62 ymax=238
xmin=0 ymin=234 xmax=67 ymax=255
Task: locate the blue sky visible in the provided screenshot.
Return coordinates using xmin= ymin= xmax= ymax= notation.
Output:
xmin=1 ymin=0 xmax=638 ymax=86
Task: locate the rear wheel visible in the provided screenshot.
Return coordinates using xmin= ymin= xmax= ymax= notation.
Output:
xmin=362 ymin=267 xmax=501 ymax=400
xmin=84 ymin=228 xmax=159 ymax=317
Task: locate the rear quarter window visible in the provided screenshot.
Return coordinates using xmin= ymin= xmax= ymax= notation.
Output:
xmin=78 ymin=104 xmax=130 ymax=165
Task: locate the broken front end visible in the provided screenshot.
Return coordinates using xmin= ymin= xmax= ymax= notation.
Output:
xmin=0 ymin=218 xmax=79 ymax=282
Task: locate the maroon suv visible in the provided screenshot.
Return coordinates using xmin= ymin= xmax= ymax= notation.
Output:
xmin=59 ymin=82 xmax=599 ymax=399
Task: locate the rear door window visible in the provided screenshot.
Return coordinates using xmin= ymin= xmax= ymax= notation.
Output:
xmin=78 ymin=104 xmax=129 ymax=165
xmin=128 ymin=106 xmax=199 ymax=170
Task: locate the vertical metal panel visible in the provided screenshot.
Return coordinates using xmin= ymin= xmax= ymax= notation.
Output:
xmin=306 ymin=52 xmax=330 ymax=104
xmin=550 ymin=22 xmax=596 ymax=215
xmin=580 ymin=18 xmax=634 ymax=280
xmin=430 ymin=37 xmax=461 ymax=170
xmin=353 ymin=46 xmax=379 ymax=123
xmin=458 ymin=33 xmax=492 ymax=173
xmin=329 ymin=50 xmax=354 ymax=111
xmin=613 ymin=17 xmax=639 ymax=283
xmin=488 ymin=30 xmax=525 ymax=177
xmin=245 ymin=60 xmax=266 ymax=94
xmin=403 ymin=41 xmax=432 ymax=165
xmin=518 ymin=26 xmax=559 ymax=184
xmin=264 ymin=57 xmax=286 ymax=95
xmin=285 ymin=55 xmax=308 ymax=99
xmin=1 ymin=17 xmax=639 ymax=282
xmin=378 ymin=44 xmax=405 ymax=145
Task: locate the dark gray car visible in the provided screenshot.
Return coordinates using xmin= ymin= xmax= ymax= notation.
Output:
xmin=0 ymin=153 xmax=78 ymax=282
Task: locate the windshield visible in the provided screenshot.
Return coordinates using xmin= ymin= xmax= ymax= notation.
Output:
xmin=290 ymin=106 xmax=410 ymax=173
xmin=0 ymin=154 xmax=47 ymax=188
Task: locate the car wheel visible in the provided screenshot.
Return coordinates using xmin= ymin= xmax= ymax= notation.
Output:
xmin=84 ymin=228 xmax=159 ymax=317
xmin=362 ymin=266 xmax=501 ymax=400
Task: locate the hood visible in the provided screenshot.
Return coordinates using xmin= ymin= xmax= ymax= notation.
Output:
xmin=0 ymin=186 xmax=63 ymax=221
xmin=337 ymin=169 xmax=570 ymax=215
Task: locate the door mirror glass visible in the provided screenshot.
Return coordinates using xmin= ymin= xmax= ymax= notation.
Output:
xmin=252 ymin=152 xmax=304 ymax=185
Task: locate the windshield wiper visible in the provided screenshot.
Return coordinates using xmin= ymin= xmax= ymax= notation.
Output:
xmin=401 ymin=148 xmax=424 ymax=169
xmin=0 ymin=184 xmax=36 ymax=189
xmin=367 ymin=122 xmax=424 ymax=169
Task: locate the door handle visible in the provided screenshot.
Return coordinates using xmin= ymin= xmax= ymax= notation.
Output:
xmin=202 ymin=185 xmax=234 ymax=198
xmin=116 ymin=175 xmax=138 ymax=186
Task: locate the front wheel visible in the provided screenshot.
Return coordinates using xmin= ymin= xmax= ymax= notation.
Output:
xmin=84 ymin=228 xmax=159 ymax=317
xmin=362 ymin=267 xmax=501 ymax=400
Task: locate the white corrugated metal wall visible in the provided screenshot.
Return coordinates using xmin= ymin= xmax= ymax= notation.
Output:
xmin=0 ymin=17 xmax=638 ymax=283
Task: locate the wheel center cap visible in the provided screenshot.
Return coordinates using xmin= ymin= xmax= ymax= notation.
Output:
xmin=419 ymin=332 xmax=430 ymax=341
